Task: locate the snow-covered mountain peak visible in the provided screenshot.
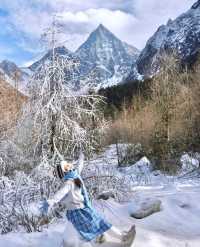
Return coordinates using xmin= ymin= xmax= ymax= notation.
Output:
xmin=167 ymin=18 xmax=173 ymax=25
xmin=97 ymin=23 xmax=106 ymax=30
xmin=0 ymin=60 xmax=20 ymax=77
xmin=75 ymin=24 xmax=140 ymax=89
xmin=29 ymin=46 xmax=74 ymax=72
xmin=47 ymin=46 xmax=72 ymax=57
xmin=76 ymin=24 xmax=139 ymax=60
xmin=95 ymin=23 xmax=109 ymax=33
xmin=90 ymin=23 xmax=117 ymax=41
xmin=133 ymin=0 xmax=200 ymax=78
xmin=28 ymin=25 xmax=139 ymax=90
xmin=191 ymin=0 xmax=200 ymax=9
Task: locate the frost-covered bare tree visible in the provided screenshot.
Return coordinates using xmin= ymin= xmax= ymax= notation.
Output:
xmin=0 ymin=17 xmax=107 ymax=234
xmin=25 ymin=16 xmax=105 ymax=163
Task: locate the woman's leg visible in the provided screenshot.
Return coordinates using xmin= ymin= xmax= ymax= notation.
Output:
xmin=104 ymin=226 xmax=124 ymax=241
xmin=95 ymin=226 xmax=123 ymax=244
xmin=104 ymin=225 xmax=136 ymax=244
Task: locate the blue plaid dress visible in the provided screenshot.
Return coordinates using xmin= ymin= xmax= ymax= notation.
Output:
xmin=64 ymin=170 xmax=112 ymax=241
xmin=66 ymin=206 xmax=111 ymax=241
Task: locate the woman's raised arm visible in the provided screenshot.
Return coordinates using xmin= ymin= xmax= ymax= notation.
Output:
xmin=39 ymin=181 xmax=73 ymax=215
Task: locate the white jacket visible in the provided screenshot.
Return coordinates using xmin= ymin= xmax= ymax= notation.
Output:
xmin=48 ymin=179 xmax=85 ymax=211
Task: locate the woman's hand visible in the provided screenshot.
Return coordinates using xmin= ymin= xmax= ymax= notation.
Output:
xmin=39 ymin=198 xmax=49 ymax=216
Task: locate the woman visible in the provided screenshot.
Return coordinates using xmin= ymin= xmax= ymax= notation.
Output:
xmin=40 ymin=161 xmax=136 ymax=246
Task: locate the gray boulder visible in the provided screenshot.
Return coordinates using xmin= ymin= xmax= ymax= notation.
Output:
xmin=130 ymin=198 xmax=162 ymax=219
xmin=97 ymin=191 xmax=115 ymax=200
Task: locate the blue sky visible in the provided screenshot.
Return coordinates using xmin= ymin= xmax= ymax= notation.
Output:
xmin=0 ymin=0 xmax=196 ymax=67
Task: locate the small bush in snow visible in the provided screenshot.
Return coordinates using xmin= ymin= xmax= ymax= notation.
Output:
xmin=152 ymin=158 xmax=181 ymax=175
xmin=116 ymin=143 xmax=145 ymax=167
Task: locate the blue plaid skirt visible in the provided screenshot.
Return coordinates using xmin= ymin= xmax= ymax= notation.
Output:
xmin=66 ymin=206 xmax=112 ymax=241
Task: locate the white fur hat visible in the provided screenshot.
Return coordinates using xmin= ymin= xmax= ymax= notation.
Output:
xmin=60 ymin=160 xmax=73 ymax=172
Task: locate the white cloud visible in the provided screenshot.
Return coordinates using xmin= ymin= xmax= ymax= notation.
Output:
xmin=0 ymin=0 xmax=197 ymax=64
xmin=131 ymin=0 xmax=196 ymax=48
xmin=30 ymin=0 xmax=133 ymax=13
xmin=58 ymin=8 xmax=137 ymax=49
xmin=3 ymin=5 xmax=137 ymax=51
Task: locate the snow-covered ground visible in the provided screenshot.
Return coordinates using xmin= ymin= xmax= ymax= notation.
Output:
xmin=0 ymin=145 xmax=200 ymax=247
xmin=1 ymin=182 xmax=200 ymax=247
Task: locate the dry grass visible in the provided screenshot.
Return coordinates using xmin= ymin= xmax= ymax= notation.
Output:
xmin=104 ymin=56 xmax=200 ymax=168
xmin=105 ymin=100 xmax=159 ymax=148
xmin=0 ymin=77 xmax=27 ymax=132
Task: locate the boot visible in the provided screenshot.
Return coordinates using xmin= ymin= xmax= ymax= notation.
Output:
xmin=122 ymin=225 xmax=136 ymax=246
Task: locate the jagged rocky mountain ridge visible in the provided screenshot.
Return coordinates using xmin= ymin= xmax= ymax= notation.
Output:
xmin=132 ymin=0 xmax=200 ymax=78
xmin=29 ymin=46 xmax=81 ymax=89
xmin=29 ymin=24 xmax=140 ymax=90
xmin=29 ymin=46 xmax=77 ymax=72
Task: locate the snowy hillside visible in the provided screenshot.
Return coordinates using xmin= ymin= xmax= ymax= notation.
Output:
xmin=132 ymin=0 xmax=200 ymax=78
xmin=0 ymin=145 xmax=200 ymax=247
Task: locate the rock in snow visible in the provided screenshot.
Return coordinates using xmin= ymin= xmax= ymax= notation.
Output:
xmin=130 ymin=197 xmax=162 ymax=219
xmin=97 ymin=191 xmax=115 ymax=200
